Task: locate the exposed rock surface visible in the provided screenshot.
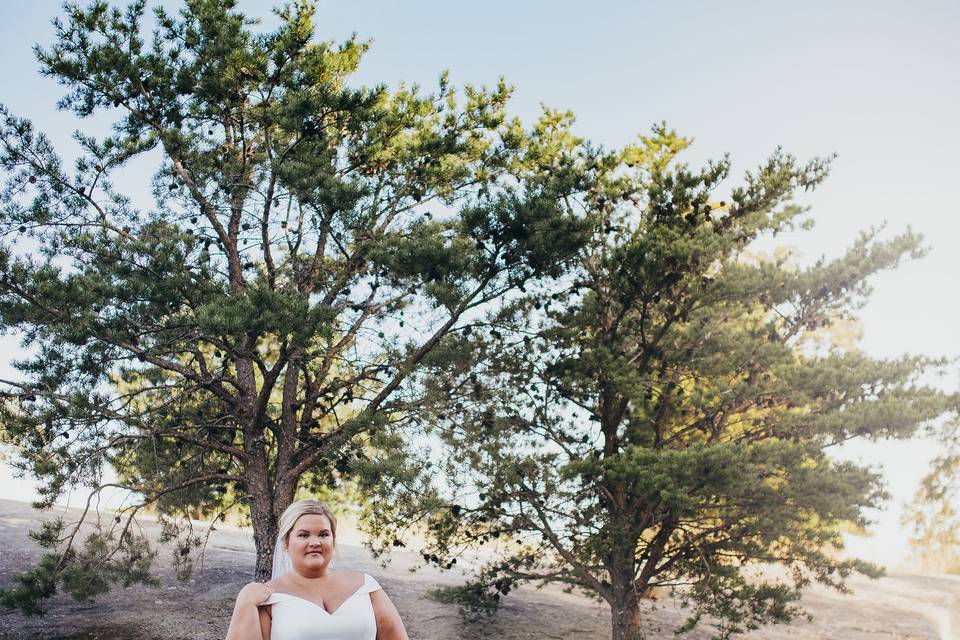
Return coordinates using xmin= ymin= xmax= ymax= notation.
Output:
xmin=1 ymin=499 xmax=957 ymax=640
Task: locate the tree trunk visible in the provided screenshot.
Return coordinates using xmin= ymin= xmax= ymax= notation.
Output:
xmin=610 ymin=596 xmax=643 ymax=640
xmin=247 ymin=450 xmax=278 ymax=582
xmin=251 ymin=490 xmax=279 ymax=582
xmin=609 ymin=543 xmax=644 ymax=640
xmin=249 ymin=463 xmax=299 ymax=582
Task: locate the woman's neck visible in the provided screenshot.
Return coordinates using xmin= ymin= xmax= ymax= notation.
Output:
xmin=289 ymin=566 xmax=332 ymax=583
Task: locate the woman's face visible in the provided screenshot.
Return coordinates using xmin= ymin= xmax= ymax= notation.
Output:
xmin=285 ymin=513 xmax=335 ymax=576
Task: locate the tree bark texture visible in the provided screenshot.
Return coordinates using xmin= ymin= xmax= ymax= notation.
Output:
xmin=610 ymin=596 xmax=643 ymax=640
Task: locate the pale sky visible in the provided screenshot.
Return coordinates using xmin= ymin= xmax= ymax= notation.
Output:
xmin=0 ymin=0 xmax=958 ymax=568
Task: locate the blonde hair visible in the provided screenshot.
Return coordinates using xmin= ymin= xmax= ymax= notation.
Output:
xmin=277 ymin=499 xmax=338 ymax=547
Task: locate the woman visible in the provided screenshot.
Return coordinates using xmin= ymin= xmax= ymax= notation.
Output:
xmin=225 ymin=500 xmax=409 ymax=640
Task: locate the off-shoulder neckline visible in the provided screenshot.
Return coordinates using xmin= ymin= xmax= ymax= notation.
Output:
xmin=264 ymin=572 xmax=375 ymax=616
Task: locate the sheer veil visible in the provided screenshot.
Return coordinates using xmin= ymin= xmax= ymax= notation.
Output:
xmin=271 ymin=537 xmax=292 ymax=580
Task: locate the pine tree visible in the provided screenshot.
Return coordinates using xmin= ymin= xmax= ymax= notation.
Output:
xmin=0 ymin=0 xmax=593 ymax=612
xmin=370 ymin=127 xmax=952 ymax=639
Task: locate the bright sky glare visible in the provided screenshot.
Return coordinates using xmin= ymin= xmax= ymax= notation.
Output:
xmin=0 ymin=0 xmax=957 ymax=568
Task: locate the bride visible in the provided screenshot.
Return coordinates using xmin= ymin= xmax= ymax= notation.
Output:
xmin=225 ymin=500 xmax=409 ymax=640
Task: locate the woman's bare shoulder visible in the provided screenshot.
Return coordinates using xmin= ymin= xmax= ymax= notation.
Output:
xmin=333 ymin=568 xmax=365 ymax=586
xmin=266 ymin=575 xmax=288 ymax=590
xmin=338 ymin=568 xmax=364 ymax=577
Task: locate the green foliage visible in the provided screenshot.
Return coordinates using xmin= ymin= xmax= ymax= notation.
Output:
xmin=0 ymin=517 xmax=157 ymax=616
xmin=0 ymin=0 xmax=595 ymax=612
xmin=427 ymin=581 xmax=503 ymax=619
xmin=904 ymin=411 xmax=960 ymax=573
xmin=368 ymin=127 xmax=951 ymax=639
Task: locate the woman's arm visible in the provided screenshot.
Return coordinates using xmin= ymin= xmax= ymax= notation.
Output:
xmin=371 ymin=589 xmax=409 ymax=640
xmin=258 ymin=604 xmax=272 ymax=640
xmin=225 ymin=582 xmax=274 ymax=640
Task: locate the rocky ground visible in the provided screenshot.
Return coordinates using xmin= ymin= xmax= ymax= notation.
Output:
xmin=0 ymin=498 xmax=958 ymax=640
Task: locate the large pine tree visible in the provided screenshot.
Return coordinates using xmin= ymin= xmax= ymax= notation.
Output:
xmin=0 ymin=0 xmax=592 ymax=612
xmin=369 ymin=127 xmax=951 ymax=640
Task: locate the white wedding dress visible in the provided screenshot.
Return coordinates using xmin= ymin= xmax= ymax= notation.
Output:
xmin=262 ymin=573 xmax=381 ymax=640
